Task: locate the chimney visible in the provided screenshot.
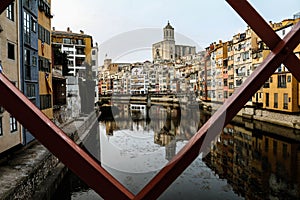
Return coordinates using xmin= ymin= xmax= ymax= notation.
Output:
xmin=80 ymin=30 xmax=84 ymax=34
xmin=67 ymin=27 xmax=71 ymax=32
xmin=52 ymin=27 xmax=55 ymax=31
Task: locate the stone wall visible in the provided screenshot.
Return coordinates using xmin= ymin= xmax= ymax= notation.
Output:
xmin=202 ymin=101 xmax=300 ymax=130
xmin=0 ymin=111 xmax=98 ymax=200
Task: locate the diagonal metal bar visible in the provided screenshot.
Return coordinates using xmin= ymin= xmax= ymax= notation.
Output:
xmin=0 ymin=0 xmax=14 ymax=14
xmin=134 ymin=20 xmax=300 ymax=200
xmin=226 ymin=0 xmax=300 ymax=81
xmin=0 ymin=74 xmax=134 ymax=200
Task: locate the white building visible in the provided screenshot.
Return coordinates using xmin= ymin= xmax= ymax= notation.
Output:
xmin=152 ymin=22 xmax=196 ymax=62
xmin=130 ymin=66 xmax=149 ymax=94
xmin=91 ymin=43 xmax=99 ymax=103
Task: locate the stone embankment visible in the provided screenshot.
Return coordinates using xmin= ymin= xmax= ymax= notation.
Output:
xmin=0 ymin=112 xmax=97 ymax=200
xmin=201 ymin=101 xmax=300 ymax=130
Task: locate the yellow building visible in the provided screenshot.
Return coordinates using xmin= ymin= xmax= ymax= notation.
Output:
xmin=262 ymin=16 xmax=300 ymax=112
xmin=38 ymin=0 xmax=53 ymax=119
xmin=251 ymin=36 xmax=270 ymax=106
xmin=0 ymin=1 xmax=23 ymax=152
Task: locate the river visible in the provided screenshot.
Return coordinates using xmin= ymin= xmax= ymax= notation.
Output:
xmin=52 ymin=103 xmax=300 ymax=200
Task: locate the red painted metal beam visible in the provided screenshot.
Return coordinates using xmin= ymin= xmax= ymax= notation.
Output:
xmin=226 ymin=0 xmax=300 ymax=81
xmin=134 ymin=21 xmax=300 ymax=200
xmin=0 ymin=74 xmax=134 ymax=200
xmin=0 ymin=0 xmax=14 ymax=14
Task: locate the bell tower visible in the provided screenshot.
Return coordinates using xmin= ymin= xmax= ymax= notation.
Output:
xmin=163 ymin=21 xmax=174 ymax=41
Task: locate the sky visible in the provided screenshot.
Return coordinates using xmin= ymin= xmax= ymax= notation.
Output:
xmin=51 ymin=0 xmax=300 ymax=65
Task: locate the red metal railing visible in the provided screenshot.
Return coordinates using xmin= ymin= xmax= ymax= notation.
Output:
xmin=0 ymin=1 xmax=300 ymax=199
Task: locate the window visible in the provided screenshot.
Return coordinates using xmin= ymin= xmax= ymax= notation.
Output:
xmin=6 ymin=3 xmax=14 ymax=21
xmin=0 ymin=117 xmax=2 ymax=136
xmin=63 ymin=38 xmax=71 ymax=44
xmin=242 ymin=51 xmax=250 ymax=60
xmin=24 ymin=11 xmax=31 ymax=44
xmin=38 ymin=25 xmax=50 ymax=44
xmin=24 ymin=49 xmax=31 ymax=80
xmin=8 ymin=42 xmax=15 ymax=60
xmin=24 ymin=49 xmax=30 ymax=65
xmin=283 ymin=93 xmax=288 ymax=109
xmin=10 ymin=115 xmax=18 ymax=132
xmin=77 ymin=39 xmax=83 ymax=45
xmin=31 ymin=18 xmax=37 ymax=32
xmin=40 ymin=94 xmax=52 ymax=110
xmin=274 ymin=93 xmax=278 ymax=108
xmin=32 ymin=56 xmax=37 ymax=67
xmin=287 ymin=75 xmax=291 ymax=82
xmin=278 ymin=74 xmax=286 ymax=88
xmin=265 ymin=93 xmax=269 ymax=107
xmin=38 ymin=0 xmax=52 ymax=18
xmin=92 ymin=50 xmax=96 ymax=55
xmin=26 ymin=84 xmax=36 ymax=98
xmin=39 ymin=56 xmax=51 ymax=72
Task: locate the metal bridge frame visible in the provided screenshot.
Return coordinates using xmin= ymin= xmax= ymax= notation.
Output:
xmin=0 ymin=1 xmax=300 ymax=199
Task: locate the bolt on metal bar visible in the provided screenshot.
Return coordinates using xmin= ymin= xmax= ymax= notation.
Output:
xmin=134 ymin=14 xmax=300 ymax=200
xmin=226 ymin=0 xmax=300 ymax=81
xmin=0 ymin=74 xmax=134 ymax=200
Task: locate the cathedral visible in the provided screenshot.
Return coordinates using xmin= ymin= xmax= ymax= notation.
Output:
xmin=152 ymin=21 xmax=196 ymax=62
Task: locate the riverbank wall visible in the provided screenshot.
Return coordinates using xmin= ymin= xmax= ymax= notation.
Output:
xmin=0 ymin=111 xmax=98 ymax=200
xmin=200 ymin=101 xmax=300 ymax=130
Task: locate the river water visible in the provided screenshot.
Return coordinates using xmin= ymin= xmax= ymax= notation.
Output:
xmin=52 ymin=103 xmax=300 ymax=200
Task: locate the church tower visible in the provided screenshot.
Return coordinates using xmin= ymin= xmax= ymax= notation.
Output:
xmin=163 ymin=21 xmax=175 ymax=41
xmin=152 ymin=21 xmax=176 ymax=62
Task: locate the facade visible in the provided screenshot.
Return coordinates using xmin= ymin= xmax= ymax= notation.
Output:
xmin=52 ymin=28 xmax=93 ymax=76
xmin=91 ymin=43 xmax=99 ymax=103
xmin=262 ymin=17 xmax=300 ymax=112
xmin=214 ymin=41 xmax=228 ymax=103
xmin=20 ymin=0 xmax=40 ymax=144
xmin=0 ymin=1 xmax=23 ymax=152
xmin=38 ymin=0 xmax=53 ymax=119
xmin=227 ymin=40 xmax=235 ymax=97
xmin=152 ymin=22 xmax=196 ymax=62
xmin=251 ymin=36 xmax=269 ymax=106
xmin=130 ymin=65 xmax=149 ymax=95
xmin=232 ymin=29 xmax=252 ymax=90
xmin=52 ymin=28 xmax=95 ymax=117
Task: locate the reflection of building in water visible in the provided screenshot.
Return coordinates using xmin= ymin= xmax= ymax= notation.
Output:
xmin=101 ymin=103 xmax=206 ymax=161
xmin=204 ymin=123 xmax=300 ymax=200
xmin=105 ymin=121 xmax=117 ymax=136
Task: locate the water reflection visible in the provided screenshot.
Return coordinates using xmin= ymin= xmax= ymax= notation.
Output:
xmin=99 ymin=103 xmax=206 ymax=173
xmin=54 ymin=103 xmax=300 ymax=199
xmin=204 ymin=123 xmax=300 ymax=200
